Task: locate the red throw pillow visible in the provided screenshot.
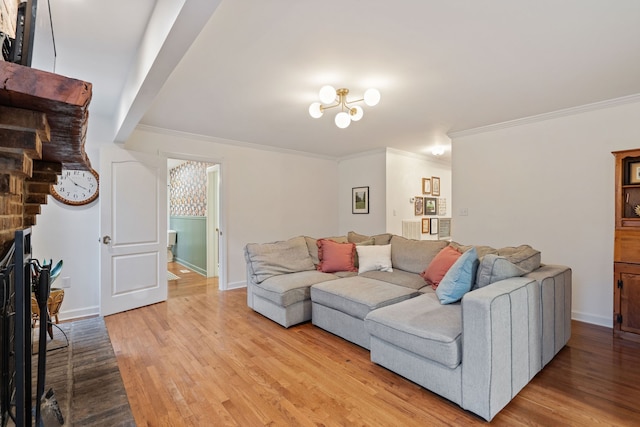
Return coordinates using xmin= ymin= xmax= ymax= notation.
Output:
xmin=420 ymin=246 xmax=462 ymax=289
xmin=316 ymin=239 xmax=357 ymax=273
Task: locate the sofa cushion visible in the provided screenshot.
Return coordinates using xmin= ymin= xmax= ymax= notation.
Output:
xmin=354 ymin=238 xmax=374 ymax=268
xmin=449 ymin=242 xmax=498 ymax=259
xmin=311 ymin=276 xmax=418 ymax=320
xmin=497 ymin=245 xmax=541 ymax=274
xmin=420 ymin=246 xmax=462 ymax=289
xmin=356 ymin=244 xmax=393 ymax=273
xmin=254 ymin=270 xmax=338 ymax=307
xmin=316 ymin=239 xmax=357 ymax=273
xmin=360 ymin=269 xmax=427 ymax=290
xmin=475 ymin=254 xmax=527 ymax=289
xmin=436 ymin=247 xmax=478 ymax=304
xmin=390 ymin=236 xmax=448 ymax=274
xmin=365 ymin=293 xmax=462 ymax=369
xmin=305 ymin=235 xmax=348 ymax=265
xmin=348 ymin=231 xmax=393 ymax=245
xmin=246 ymin=236 xmax=316 ymax=283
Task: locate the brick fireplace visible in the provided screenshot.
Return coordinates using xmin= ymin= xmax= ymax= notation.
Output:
xmin=0 ymin=60 xmax=92 ymax=425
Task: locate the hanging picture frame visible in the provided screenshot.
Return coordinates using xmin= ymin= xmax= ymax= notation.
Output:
xmin=422 ymin=178 xmax=431 ymax=194
xmin=430 ymin=218 xmax=438 ymax=235
xmin=438 ymin=218 xmax=451 ymax=239
xmin=431 ymin=176 xmax=441 ymax=196
xmin=352 ymin=186 xmax=369 ymax=214
xmin=414 ymin=197 xmax=424 ymax=215
xmin=424 ymin=197 xmax=437 ymax=215
xmin=422 ymin=218 xmax=430 ymax=234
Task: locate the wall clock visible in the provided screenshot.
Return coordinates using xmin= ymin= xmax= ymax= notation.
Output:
xmin=51 ymin=168 xmax=100 ymax=206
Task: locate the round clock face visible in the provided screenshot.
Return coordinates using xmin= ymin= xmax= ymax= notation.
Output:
xmin=51 ymin=168 xmax=100 ymax=206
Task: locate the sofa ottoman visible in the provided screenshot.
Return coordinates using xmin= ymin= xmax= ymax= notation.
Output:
xmin=311 ymin=276 xmax=419 ymax=349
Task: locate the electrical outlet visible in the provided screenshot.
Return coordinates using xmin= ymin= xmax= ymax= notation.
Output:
xmin=62 ymin=276 xmax=71 ymax=288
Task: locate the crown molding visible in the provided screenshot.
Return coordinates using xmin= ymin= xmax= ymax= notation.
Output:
xmin=448 ymin=93 xmax=640 ymax=140
xmin=134 ymin=124 xmax=337 ymax=161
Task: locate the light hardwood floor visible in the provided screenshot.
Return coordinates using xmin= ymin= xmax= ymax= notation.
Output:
xmin=105 ymin=263 xmax=640 ymax=426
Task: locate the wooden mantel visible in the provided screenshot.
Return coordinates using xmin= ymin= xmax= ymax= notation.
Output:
xmin=0 ymin=61 xmax=92 ymax=256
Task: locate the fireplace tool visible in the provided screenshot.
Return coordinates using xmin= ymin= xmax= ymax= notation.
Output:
xmin=31 ymin=260 xmax=64 ymax=426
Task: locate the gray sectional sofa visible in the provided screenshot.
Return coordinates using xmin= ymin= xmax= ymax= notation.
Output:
xmin=244 ymin=232 xmax=571 ymax=421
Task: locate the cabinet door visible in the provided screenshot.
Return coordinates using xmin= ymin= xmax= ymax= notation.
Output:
xmin=620 ymin=273 xmax=640 ymax=335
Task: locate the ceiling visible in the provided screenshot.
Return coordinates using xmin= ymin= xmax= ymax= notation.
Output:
xmin=29 ymin=0 xmax=640 ymax=163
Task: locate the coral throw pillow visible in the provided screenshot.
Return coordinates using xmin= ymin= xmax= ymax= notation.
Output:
xmin=316 ymin=239 xmax=357 ymax=273
xmin=420 ymin=246 xmax=462 ymax=289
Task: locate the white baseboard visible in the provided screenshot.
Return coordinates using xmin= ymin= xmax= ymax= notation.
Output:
xmin=572 ymin=310 xmax=611 ymax=328
xmin=225 ymin=280 xmax=246 ymax=290
xmin=58 ymin=305 xmax=100 ymax=322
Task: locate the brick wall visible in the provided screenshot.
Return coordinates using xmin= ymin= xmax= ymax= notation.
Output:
xmin=0 ymin=105 xmax=60 ymax=258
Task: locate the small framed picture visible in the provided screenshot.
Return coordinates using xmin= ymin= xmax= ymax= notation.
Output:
xmin=352 ymin=186 xmax=369 ymax=214
xmin=424 ymin=197 xmax=437 ymax=215
xmin=414 ymin=197 xmax=424 ymax=215
xmin=422 ymin=178 xmax=431 ymax=194
xmin=430 ymin=218 xmax=438 ymax=235
xmin=422 ymin=218 xmax=430 ymax=234
xmin=438 ymin=218 xmax=451 ymax=239
xmin=630 ymin=162 xmax=640 ymax=184
xmin=431 ymin=176 xmax=441 ymax=196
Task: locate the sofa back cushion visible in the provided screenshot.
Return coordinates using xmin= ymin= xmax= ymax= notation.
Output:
xmin=475 ymin=254 xmax=527 ymax=289
xmin=497 ymin=245 xmax=541 ymax=273
xmin=246 ymin=236 xmax=316 ymax=283
xmin=348 ymin=231 xmax=393 ymax=245
xmin=390 ymin=235 xmax=448 ymax=274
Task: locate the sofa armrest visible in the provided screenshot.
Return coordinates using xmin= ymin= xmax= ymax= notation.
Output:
xmin=244 ymin=246 xmax=256 ymax=308
xmin=525 ymin=264 xmax=572 ymax=366
xmin=461 ymin=277 xmax=541 ymax=421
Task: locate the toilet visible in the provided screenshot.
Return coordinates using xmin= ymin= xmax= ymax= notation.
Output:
xmin=168 ymin=230 xmax=177 ymax=262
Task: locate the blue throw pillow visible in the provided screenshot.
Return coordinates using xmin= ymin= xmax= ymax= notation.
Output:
xmin=436 ymin=247 xmax=479 ymax=304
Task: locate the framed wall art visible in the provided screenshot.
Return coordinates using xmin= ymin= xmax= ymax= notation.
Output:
xmin=422 ymin=178 xmax=431 ymax=194
xmin=422 ymin=218 xmax=430 ymax=234
xmin=424 ymin=197 xmax=437 ymax=215
xmin=438 ymin=218 xmax=451 ymax=239
xmin=431 ymin=176 xmax=441 ymax=196
xmin=414 ymin=197 xmax=424 ymax=215
xmin=630 ymin=162 xmax=640 ymax=184
xmin=352 ymin=186 xmax=369 ymax=214
xmin=430 ymin=218 xmax=438 ymax=235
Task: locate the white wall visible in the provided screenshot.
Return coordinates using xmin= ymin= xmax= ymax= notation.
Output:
xmin=451 ymin=98 xmax=640 ymax=327
xmin=385 ymin=149 xmax=452 ymax=239
xmin=338 ymin=150 xmax=386 ymax=235
xmin=31 ymin=114 xmax=115 ymax=320
xmin=127 ymin=126 xmax=340 ymax=288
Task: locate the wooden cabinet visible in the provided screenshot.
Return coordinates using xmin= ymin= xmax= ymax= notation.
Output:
xmin=613 ymin=149 xmax=640 ymax=341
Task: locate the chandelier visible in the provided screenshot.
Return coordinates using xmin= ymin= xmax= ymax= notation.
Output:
xmin=308 ymin=85 xmax=380 ymax=129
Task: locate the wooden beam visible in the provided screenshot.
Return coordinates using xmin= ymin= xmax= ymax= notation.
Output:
xmin=0 ymin=104 xmax=50 ymax=142
xmin=0 ymin=62 xmax=92 ymax=169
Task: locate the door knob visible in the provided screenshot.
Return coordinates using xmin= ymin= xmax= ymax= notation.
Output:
xmin=102 ymin=235 xmax=111 ymax=245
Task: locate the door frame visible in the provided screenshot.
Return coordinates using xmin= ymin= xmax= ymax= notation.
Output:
xmin=163 ymin=151 xmax=228 ymax=290
xmin=206 ymin=165 xmax=220 ymax=278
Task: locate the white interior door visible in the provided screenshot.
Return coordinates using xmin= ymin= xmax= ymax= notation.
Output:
xmin=100 ymin=145 xmax=167 ymax=316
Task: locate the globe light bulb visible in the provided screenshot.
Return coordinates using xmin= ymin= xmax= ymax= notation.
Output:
xmin=335 ymin=111 xmax=351 ymax=128
xmin=309 ymin=102 xmax=323 ymax=118
xmin=319 ymin=85 xmax=337 ymax=104
xmin=350 ymin=106 xmax=364 ymax=121
xmin=364 ymin=88 xmax=380 ymax=106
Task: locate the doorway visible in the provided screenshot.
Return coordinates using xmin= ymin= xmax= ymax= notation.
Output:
xmin=167 ymin=157 xmax=224 ymax=288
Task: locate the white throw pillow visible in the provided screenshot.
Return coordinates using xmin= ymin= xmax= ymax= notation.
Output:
xmin=356 ymin=244 xmax=393 ymax=274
